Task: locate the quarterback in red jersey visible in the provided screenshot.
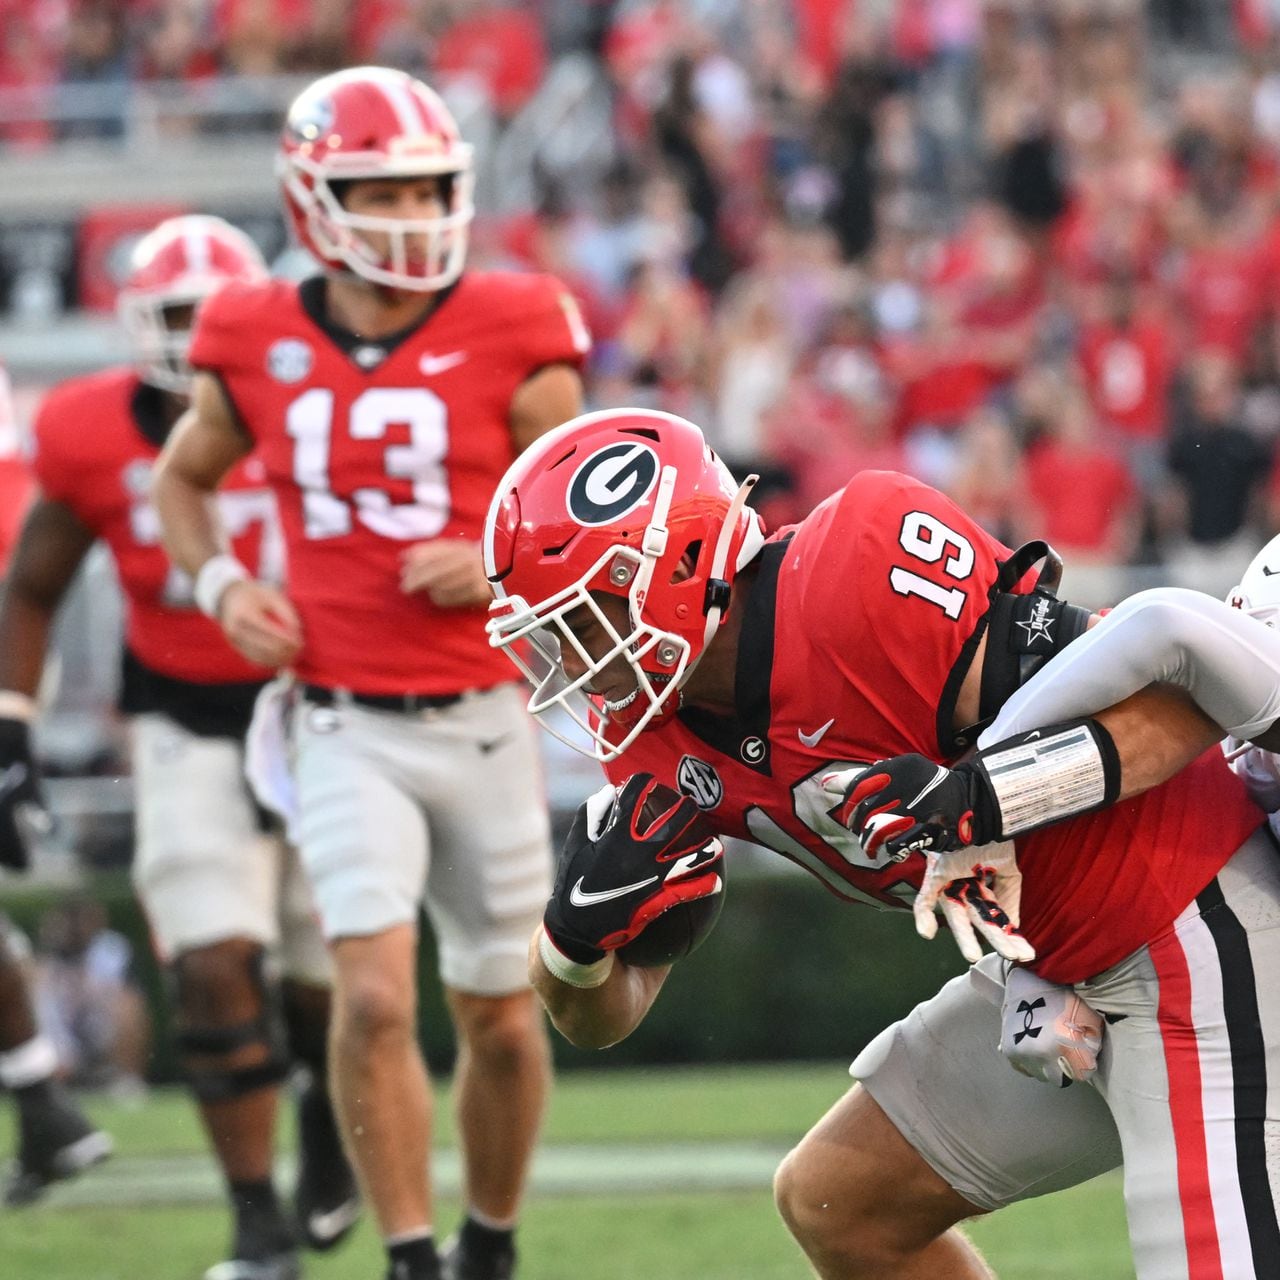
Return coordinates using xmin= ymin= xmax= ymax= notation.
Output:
xmin=153 ymin=67 xmax=589 ymax=1280
xmin=484 ymin=409 xmax=1280 ymax=1280
xmin=0 ymin=216 xmax=359 ymax=1279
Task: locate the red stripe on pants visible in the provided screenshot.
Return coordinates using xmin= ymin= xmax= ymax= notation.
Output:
xmin=1152 ymin=929 xmax=1223 ymax=1280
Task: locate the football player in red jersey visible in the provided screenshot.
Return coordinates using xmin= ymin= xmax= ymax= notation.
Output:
xmin=0 ymin=361 xmax=113 ymax=1209
xmin=0 ymin=217 xmax=360 ymax=1280
xmin=484 ymin=408 xmax=1280 ymax=1280
xmin=152 ymin=68 xmax=589 ymax=1280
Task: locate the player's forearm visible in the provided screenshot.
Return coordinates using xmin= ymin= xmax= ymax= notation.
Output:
xmin=151 ymin=462 xmax=230 ymax=577
xmin=528 ymin=931 xmax=667 ymax=1050
xmin=1095 ymin=687 xmax=1222 ymax=801
xmin=0 ymin=500 xmax=93 ymax=696
xmin=0 ymin=591 xmax=56 ymax=698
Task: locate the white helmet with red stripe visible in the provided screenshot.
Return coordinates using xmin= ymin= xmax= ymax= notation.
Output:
xmin=1229 ymin=532 xmax=1280 ymax=626
xmin=277 ymin=65 xmax=474 ymax=293
xmin=117 ymin=214 xmax=269 ymax=395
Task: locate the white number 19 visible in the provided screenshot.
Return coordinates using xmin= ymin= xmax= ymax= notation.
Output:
xmin=888 ymin=510 xmax=974 ymax=620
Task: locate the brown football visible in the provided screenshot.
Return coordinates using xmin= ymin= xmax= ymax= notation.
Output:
xmin=617 ymin=782 xmax=725 ymax=968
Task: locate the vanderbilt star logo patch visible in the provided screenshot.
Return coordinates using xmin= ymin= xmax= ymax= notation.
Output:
xmin=1015 ymin=596 xmax=1055 ymax=646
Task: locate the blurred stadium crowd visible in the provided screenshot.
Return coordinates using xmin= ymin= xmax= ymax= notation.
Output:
xmin=8 ymin=0 xmax=1280 ymax=612
xmin=8 ymin=4 xmax=1280 ymax=598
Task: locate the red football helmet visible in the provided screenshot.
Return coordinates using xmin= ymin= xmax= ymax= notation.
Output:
xmin=117 ymin=214 xmax=268 ymax=394
xmin=277 ymin=66 xmax=474 ymax=293
xmin=484 ymin=409 xmax=765 ymax=761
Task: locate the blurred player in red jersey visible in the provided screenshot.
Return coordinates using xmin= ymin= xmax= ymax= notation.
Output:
xmin=152 ymin=68 xmax=589 ymax=1280
xmin=0 ymin=217 xmax=360 ymax=1280
xmin=0 ymin=360 xmax=113 ymax=1208
xmin=484 ymin=408 xmax=1280 ymax=1280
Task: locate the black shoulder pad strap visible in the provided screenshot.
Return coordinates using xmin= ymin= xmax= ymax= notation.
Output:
xmin=976 ymin=592 xmax=1092 ymax=731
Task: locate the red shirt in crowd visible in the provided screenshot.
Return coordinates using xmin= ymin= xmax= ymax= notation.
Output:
xmin=1025 ymin=437 xmax=1138 ymax=555
xmin=1077 ymin=313 xmax=1174 ymax=439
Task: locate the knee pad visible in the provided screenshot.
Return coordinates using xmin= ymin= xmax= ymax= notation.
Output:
xmin=170 ymin=947 xmax=290 ymax=1102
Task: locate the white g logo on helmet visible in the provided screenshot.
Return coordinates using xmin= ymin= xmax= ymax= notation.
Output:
xmin=1228 ymin=532 xmax=1280 ymax=626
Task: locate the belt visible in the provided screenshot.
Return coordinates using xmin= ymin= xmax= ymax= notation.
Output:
xmin=301 ymin=683 xmax=465 ymax=714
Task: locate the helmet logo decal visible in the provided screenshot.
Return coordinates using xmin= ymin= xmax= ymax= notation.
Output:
xmin=566 ymin=443 xmax=659 ymax=527
xmin=677 ymin=756 xmax=723 ymax=810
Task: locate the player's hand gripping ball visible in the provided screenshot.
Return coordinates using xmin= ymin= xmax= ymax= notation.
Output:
xmin=544 ymin=774 xmax=726 ymax=970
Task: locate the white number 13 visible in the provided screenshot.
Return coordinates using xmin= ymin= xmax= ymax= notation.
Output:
xmin=889 ymin=510 xmax=975 ymax=619
xmin=285 ymin=387 xmax=450 ymax=540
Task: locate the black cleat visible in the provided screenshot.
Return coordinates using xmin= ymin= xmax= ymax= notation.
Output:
xmin=293 ymin=1071 xmax=361 ymax=1250
xmin=4 ymin=1080 xmax=113 ymax=1206
xmin=440 ymin=1235 xmax=516 ymax=1280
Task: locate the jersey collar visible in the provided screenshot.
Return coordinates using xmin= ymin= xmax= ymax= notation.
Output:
xmin=298 ymin=274 xmax=461 ymax=370
xmin=676 ymin=534 xmax=791 ymax=776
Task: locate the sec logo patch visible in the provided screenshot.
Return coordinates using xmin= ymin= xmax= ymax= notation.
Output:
xmin=677 ymin=755 xmax=723 ymax=811
xmin=267 ymin=338 xmax=314 ymax=384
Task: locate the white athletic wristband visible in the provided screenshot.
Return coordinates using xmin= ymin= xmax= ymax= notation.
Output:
xmin=538 ymin=927 xmax=615 ymax=989
xmin=194 ymin=554 xmax=250 ymax=619
xmin=0 ymin=691 xmax=36 ymax=722
xmin=978 ymin=721 xmax=1119 ymax=838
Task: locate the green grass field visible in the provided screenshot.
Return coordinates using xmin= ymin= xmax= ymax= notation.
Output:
xmin=0 ymin=1063 xmax=1133 ymax=1279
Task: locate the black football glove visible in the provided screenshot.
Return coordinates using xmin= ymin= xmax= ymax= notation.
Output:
xmin=0 ymin=717 xmax=50 ymax=872
xmin=823 ymin=755 xmax=1034 ymax=963
xmin=826 ymin=754 xmax=997 ymax=860
xmin=543 ymin=773 xmax=724 ymax=964
xmin=823 ymin=721 xmax=1121 ymax=863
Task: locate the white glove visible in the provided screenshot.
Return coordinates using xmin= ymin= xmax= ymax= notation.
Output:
xmin=913 ymin=840 xmax=1036 ymax=965
xmin=1000 ymin=965 xmax=1103 ymax=1087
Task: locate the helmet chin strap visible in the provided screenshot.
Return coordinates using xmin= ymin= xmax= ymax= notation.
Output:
xmin=629 ymin=465 xmax=677 ymax=624
xmin=700 ymin=474 xmax=761 ymax=649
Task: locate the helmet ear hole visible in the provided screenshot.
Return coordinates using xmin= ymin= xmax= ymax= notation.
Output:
xmin=670 ymin=540 xmax=702 ymax=585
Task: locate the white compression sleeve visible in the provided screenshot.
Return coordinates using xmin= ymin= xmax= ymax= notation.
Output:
xmin=978 ymin=587 xmax=1280 ymax=749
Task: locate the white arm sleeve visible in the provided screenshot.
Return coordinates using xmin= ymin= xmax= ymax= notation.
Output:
xmin=978 ymin=587 xmax=1280 ymax=750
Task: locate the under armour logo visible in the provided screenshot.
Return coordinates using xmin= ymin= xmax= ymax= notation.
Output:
xmin=1013 ymin=996 xmax=1046 ymax=1044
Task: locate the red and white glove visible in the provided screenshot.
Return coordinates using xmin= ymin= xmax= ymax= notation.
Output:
xmin=912 ymin=841 xmax=1035 ymax=964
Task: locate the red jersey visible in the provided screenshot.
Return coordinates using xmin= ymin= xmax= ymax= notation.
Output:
xmin=190 ymin=273 xmax=589 ymax=694
xmin=606 ymin=470 xmax=1263 ymax=984
xmin=31 ymin=367 xmax=276 ymax=685
xmin=1024 ymin=439 xmax=1137 ymax=559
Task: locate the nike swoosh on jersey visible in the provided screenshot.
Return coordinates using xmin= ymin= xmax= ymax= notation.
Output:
xmin=570 ymin=873 xmax=659 ymax=907
xmin=798 ymin=718 xmax=836 ymax=749
xmin=418 ymin=351 xmax=468 ymax=376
